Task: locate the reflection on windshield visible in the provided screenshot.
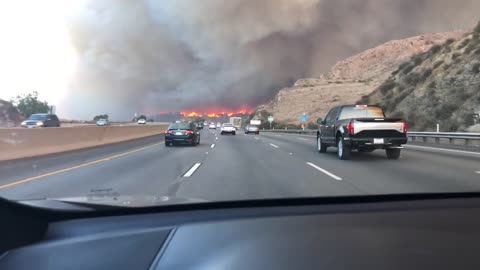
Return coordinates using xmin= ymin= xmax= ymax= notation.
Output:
xmin=338 ymin=107 xmax=385 ymax=120
xmin=28 ymin=114 xmax=47 ymax=120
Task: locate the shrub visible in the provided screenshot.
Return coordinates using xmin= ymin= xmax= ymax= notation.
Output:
xmin=420 ymin=68 xmax=432 ymax=82
xmin=475 ymin=21 xmax=480 ymax=33
xmin=474 ymin=48 xmax=480 ymax=55
xmin=427 ymin=81 xmax=437 ymax=89
xmin=429 ymin=44 xmax=442 ymax=55
xmin=471 ymin=62 xmax=480 ymax=73
xmin=412 ymin=55 xmax=423 ymax=65
xmin=433 ymin=60 xmax=444 ymax=69
xmin=359 ymin=95 xmax=370 ymax=104
xmin=398 ymin=62 xmax=410 ymax=70
xmin=465 ymin=44 xmax=476 ymax=54
xmin=435 ymin=103 xmax=457 ymax=120
xmin=404 ymin=72 xmax=420 ymax=85
xmin=451 ymin=52 xmax=461 ymax=60
xmin=380 ymin=81 xmax=396 ymax=94
xmin=445 ymin=38 xmax=455 ymax=45
xmin=402 ymin=64 xmax=415 ymax=74
xmin=457 ymin=39 xmax=470 ymax=50
xmin=391 ymin=69 xmax=399 ymax=76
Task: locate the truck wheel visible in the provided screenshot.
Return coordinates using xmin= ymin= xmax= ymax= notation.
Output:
xmin=337 ymin=136 xmax=351 ymax=160
xmin=386 ymin=148 xmax=401 ymax=159
xmin=232 ymin=132 xmax=236 ymax=135
xmin=317 ymin=136 xmax=327 ymax=153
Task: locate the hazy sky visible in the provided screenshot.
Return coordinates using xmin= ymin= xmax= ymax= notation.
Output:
xmin=1 ymin=0 xmax=479 ymax=120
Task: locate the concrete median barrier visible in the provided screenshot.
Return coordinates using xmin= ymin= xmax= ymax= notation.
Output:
xmin=0 ymin=125 xmax=168 ymax=161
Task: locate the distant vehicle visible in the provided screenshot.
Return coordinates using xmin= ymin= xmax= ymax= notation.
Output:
xmin=165 ymin=122 xmax=200 ymax=146
xmin=244 ymin=124 xmax=259 ymax=134
xmin=196 ymin=122 xmax=204 ymax=130
xmin=221 ymin=123 xmax=236 ymax=135
xmin=316 ymin=105 xmax=407 ymax=160
xmin=96 ymin=119 xmax=109 ymax=126
xmin=209 ymin=123 xmax=216 ymax=129
xmin=230 ymin=117 xmax=242 ymax=129
xmin=216 ymin=123 xmax=221 ymax=128
xmin=204 ymin=122 xmax=208 ymax=126
xmin=137 ymin=118 xmax=147 ymax=125
xmin=21 ymin=114 xmax=60 ymax=128
xmin=250 ymin=119 xmax=261 ymax=125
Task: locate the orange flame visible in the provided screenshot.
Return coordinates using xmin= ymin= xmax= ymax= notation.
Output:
xmin=180 ymin=106 xmax=253 ymax=118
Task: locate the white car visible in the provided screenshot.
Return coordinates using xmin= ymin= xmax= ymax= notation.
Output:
xmin=216 ymin=123 xmax=221 ymax=128
xmin=96 ymin=119 xmax=109 ymax=126
xmin=137 ymin=118 xmax=147 ymax=125
xmin=209 ymin=123 xmax=216 ymax=129
xmin=220 ymin=123 xmax=236 ymax=135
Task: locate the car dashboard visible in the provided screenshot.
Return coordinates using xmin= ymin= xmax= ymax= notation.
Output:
xmin=1 ymin=194 xmax=480 ymax=270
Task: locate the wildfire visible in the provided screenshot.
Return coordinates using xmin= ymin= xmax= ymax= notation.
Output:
xmin=180 ymin=106 xmax=253 ymax=118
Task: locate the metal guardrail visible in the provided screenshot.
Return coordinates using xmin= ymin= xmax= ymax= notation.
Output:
xmin=261 ymin=129 xmax=480 ymax=145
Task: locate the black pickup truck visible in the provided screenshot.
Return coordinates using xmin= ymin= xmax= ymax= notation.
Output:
xmin=316 ymin=105 xmax=407 ymax=160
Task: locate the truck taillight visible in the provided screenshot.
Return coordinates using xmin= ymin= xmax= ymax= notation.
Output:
xmin=347 ymin=122 xmax=354 ymax=135
xmin=402 ymin=121 xmax=407 ymax=134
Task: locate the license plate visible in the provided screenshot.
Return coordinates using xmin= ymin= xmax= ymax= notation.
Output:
xmin=175 ymin=132 xmax=183 ymax=135
xmin=373 ymin=138 xmax=384 ymax=144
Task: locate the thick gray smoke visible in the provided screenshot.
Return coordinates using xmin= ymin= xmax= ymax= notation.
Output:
xmin=61 ymin=0 xmax=480 ymax=120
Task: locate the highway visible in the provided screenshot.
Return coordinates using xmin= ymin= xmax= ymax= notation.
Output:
xmin=1 ymin=129 xmax=480 ymax=203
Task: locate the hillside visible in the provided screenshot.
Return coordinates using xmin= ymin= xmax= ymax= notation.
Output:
xmin=0 ymin=99 xmax=24 ymax=127
xmin=255 ymin=31 xmax=466 ymax=124
xmin=361 ymin=22 xmax=480 ymax=132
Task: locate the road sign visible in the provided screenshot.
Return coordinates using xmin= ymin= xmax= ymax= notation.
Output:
xmin=268 ymin=116 xmax=274 ymax=123
xmin=301 ymin=113 xmax=307 ymax=123
xmin=250 ymin=119 xmax=261 ymax=125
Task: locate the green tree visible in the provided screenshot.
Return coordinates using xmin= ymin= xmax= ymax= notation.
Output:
xmin=138 ymin=115 xmax=147 ymax=120
xmin=93 ymin=114 xmax=109 ymax=121
xmin=10 ymin=91 xmax=49 ymax=117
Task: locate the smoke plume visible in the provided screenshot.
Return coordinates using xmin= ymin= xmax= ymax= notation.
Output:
xmin=61 ymin=0 xmax=480 ymax=119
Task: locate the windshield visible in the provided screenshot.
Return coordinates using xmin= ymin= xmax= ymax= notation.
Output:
xmin=27 ymin=114 xmax=47 ymax=120
xmin=1 ymin=1 xmax=480 ymax=209
xmin=338 ymin=107 xmax=385 ymax=120
xmin=169 ymin=123 xmax=191 ymax=130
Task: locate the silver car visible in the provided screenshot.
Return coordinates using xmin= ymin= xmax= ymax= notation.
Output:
xmin=96 ymin=119 xmax=109 ymax=126
xmin=244 ymin=125 xmax=259 ymax=134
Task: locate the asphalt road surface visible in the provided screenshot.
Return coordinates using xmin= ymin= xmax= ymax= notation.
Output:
xmin=1 ymin=129 xmax=480 ymax=203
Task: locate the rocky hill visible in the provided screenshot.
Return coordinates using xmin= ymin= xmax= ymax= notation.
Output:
xmin=0 ymin=99 xmax=24 ymax=127
xmin=361 ymin=22 xmax=480 ymax=132
xmin=256 ymin=31 xmax=466 ymax=124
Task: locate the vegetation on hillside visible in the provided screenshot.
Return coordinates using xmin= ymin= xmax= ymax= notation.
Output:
xmin=360 ymin=22 xmax=480 ymax=131
xmin=10 ymin=91 xmax=49 ymax=118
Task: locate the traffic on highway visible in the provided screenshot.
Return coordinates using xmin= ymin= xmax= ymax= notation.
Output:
xmin=2 ymin=1 xmax=480 ymax=268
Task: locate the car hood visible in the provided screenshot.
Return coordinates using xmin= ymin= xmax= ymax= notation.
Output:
xmin=18 ymin=194 xmax=209 ymax=210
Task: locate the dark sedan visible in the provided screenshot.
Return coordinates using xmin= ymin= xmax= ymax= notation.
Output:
xmin=165 ymin=122 xmax=200 ymax=146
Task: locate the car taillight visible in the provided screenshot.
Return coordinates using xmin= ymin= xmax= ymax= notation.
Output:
xmin=402 ymin=121 xmax=407 ymax=134
xmin=185 ymin=130 xmax=193 ymax=135
xmin=347 ymin=122 xmax=354 ymax=135
xmin=166 ymin=130 xmax=174 ymax=134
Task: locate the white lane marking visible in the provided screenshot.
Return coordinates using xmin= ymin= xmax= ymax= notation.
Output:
xmin=205 ymin=152 xmax=209 ymax=155
xmin=254 ymin=137 xmax=259 ymax=140
xmin=183 ymin=162 xmax=202 ymax=177
xmin=210 ymin=144 xmax=215 ymax=148
xmin=274 ymin=134 xmax=282 ymax=137
xmin=289 ymin=152 xmax=293 ymax=155
xmin=306 ymin=162 xmax=342 ymax=181
xmin=405 ymin=145 xmax=480 ymax=156
xmin=269 ymin=143 xmax=279 ymax=148
xmin=297 ymin=137 xmax=308 ymax=141
xmin=475 ymin=171 xmax=480 ymax=174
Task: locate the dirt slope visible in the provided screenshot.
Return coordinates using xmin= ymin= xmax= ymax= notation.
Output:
xmin=256 ymin=30 xmax=466 ymax=124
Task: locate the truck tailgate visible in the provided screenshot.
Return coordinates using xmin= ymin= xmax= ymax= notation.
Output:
xmin=353 ymin=118 xmax=404 ymax=135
